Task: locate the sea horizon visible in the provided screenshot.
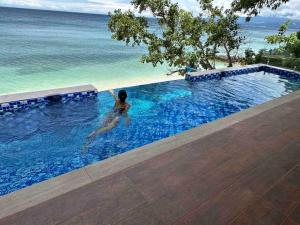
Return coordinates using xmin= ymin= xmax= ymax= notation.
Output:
xmin=0 ymin=6 xmax=300 ymax=95
xmin=2 ymin=6 xmax=300 ymax=25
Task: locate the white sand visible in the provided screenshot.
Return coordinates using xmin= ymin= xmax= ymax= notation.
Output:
xmin=95 ymin=73 xmax=184 ymax=91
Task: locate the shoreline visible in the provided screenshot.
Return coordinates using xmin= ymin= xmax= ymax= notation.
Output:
xmin=94 ymin=73 xmax=183 ymax=92
xmin=0 ymin=62 xmax=233 ymax=96
xmin=0 ymin=73 xmax=184 ymax=97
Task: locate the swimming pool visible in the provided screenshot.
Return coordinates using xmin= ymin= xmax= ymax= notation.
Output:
xmin=1 ymin=70 xmax=300 ymax=196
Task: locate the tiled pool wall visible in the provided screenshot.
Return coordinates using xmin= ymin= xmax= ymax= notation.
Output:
xmin=185 ymin=64 xmax=300 ymax=82
xmin=1 ymin=64 xmax=299 ymax=115
xmin=0 ymin=90 xmax=98 ymax=115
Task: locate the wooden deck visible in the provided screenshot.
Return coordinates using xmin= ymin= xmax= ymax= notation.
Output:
xmin=1 ymin=95 xmax=299 ymax=225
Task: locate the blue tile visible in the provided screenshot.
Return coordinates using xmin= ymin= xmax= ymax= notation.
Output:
xmin=0 ymin=89 xmax=98 ymax=115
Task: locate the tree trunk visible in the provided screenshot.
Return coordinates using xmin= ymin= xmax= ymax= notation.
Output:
xmin=207 ymin=61 xmax=215 ymax=70
xmin=200 ymin=60 xmax=214 ymax=70
xmin=224 ymin=44 xmax=233 ymax=67
xmin=198 ymin=43 xmax=215 ymax=70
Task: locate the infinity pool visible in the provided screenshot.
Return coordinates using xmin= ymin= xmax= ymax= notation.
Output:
xmin=1 ymin=71 xmax=300 ymax=196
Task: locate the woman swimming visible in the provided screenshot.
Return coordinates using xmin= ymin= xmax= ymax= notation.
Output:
xmin=83 ymin=89 xmax=131 ymax=151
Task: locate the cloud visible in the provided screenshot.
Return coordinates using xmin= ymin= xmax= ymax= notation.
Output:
xmin=0 ymin=0 xmax=43 ymax=8
xmin=258 ymin=0 xmax=300 ymax=19
xmin=0 ymin=0 xmax=133 ymax=14
xmin=176 ymin=0 xmax=300 ymax=19
xmin=0 ymin=0 xmax=299 ymax=19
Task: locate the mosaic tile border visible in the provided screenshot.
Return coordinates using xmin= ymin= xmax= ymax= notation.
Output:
xmin=0 ymin=90 xmax=98 ymax=115
xmin=185 ymin=64 xmax=300 ymax=82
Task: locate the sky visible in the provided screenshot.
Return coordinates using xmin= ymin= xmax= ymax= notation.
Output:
xmin=0 ymin=0 xmax=300 ymax=19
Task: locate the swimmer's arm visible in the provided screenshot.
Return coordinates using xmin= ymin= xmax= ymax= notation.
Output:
xmin=109 ymin=89 xmax=117 ymax=101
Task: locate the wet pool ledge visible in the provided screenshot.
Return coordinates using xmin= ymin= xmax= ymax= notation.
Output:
xmin=185 ymin=64 xmax=300 ymax=82
xmin=0 ymin=85 xmax=98 ymax=115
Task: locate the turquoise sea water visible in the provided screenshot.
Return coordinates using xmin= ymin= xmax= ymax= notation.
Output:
xmin=0 ymin=7 xmax=299 ymax=95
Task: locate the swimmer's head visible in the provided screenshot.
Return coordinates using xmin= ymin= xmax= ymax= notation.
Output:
xmin=118 ymin=90 xmax=127 ymax=103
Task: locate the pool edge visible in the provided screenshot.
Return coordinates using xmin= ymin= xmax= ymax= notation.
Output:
xmin=1 ymin=90 xmax=300 ymax=220
xmin=0 ymin=85 xmax=98 ymax=114
xmin=185 ymin=64 xmax=300 ymax=81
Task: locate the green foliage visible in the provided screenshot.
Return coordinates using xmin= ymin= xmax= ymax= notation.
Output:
xmin=240 ymin=2 xmax=300 ymax=72
xmin=202 ymin=2 xmax=244 ymax=67
xmin=231 ymin=0 xmax=290 ymax=20
xmin=290 ymin=31 xmax=300 ymax=57
xmin=289 ymin=41 xmax=300 ymax=57
xmin=108 ymin=0 xmax=244 ymax=74
xmin=245 ymin=20 xmax=300 ymax=73
xmin=265 ymin=21 xmax=300 ymax=58
xmin=244 ymin=48 xmax=255 ymax=64
xmin=297 ymin=31 xmax=300 ymax=40
xmin=265 ymin=21 xmax=294 ymax=45
xmin=255 ymin=54 xmax=300 ymax=71
xmin=244 ymin=48 xmax=300 ymax=72
xmin=255 ymin=49 xmax=269 ymax=63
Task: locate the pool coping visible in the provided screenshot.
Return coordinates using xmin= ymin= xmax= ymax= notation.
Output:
xmin=0 ymin=85 xmax=97 ymax=104
xmin=0 ymin=85 xmax=98 ymax=114
xmin=188 ymin=63 xmax=300 ymax=76
xmin=185 ymin=63 xmax=300 ymax=81
xmin=186 ymin=63 xmax=262 ymax=77
xmin=0 ymin=89 xmax=300 ymax=220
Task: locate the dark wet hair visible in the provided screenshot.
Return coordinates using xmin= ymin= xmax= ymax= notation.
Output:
xmin=118 ymin=90 xmax=127 ymax=103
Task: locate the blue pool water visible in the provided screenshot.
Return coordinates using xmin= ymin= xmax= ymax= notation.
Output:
xmin=1 ymin=71 xmax=300 ymax=196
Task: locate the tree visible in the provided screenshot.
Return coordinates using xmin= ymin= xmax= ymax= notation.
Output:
xmin=203 ymin=2 xmax=244 ymax=67
xmin=108 ymin=0 xmax=244 ymax=74
xmin=244 ymin=48 xmax=256 ymax=64
xmin=231 ymin=0 xmax=289 ymax=20
xmin=265 ymin=21 xmax=300 ymax=57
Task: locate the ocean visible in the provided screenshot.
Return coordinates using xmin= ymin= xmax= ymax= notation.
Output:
xmin=0 ymin=7 xmax=299 ymax=95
